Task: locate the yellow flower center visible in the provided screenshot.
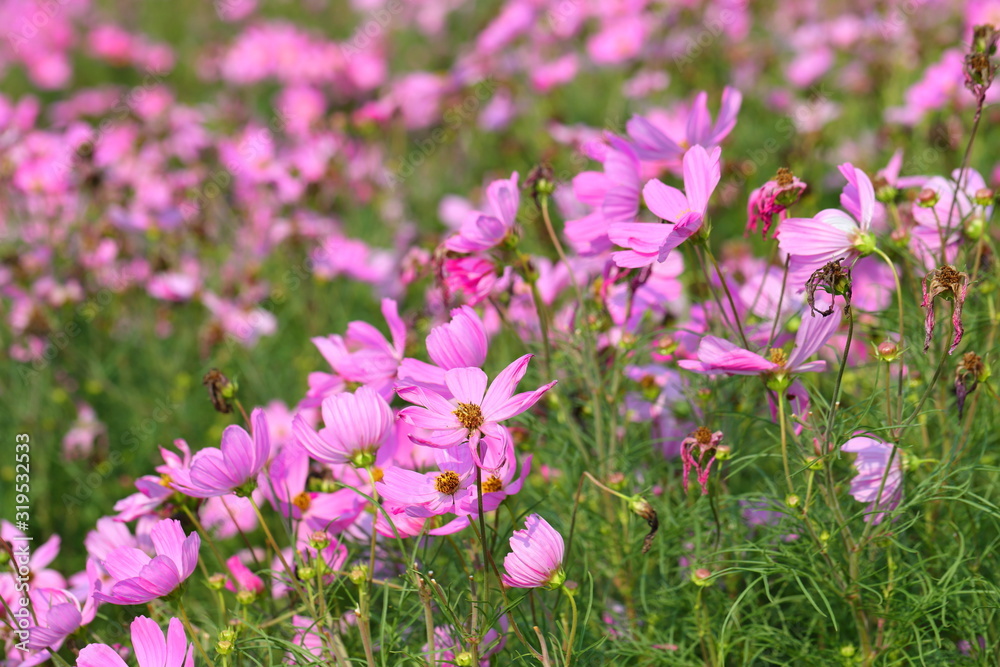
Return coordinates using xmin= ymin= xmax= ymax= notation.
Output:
xmin=292 ymin=492 xmax=312 ymax=512
xmin=453 ymin=402 xmax=485 ymax=430
xmin=434 ymin=471 xmax=461 ymax=495
xmin=693 ymin=426 xmax=713 ymax=445
xmin=481 ymin=476 xmax=503 ymax=493
xmin=768 ymin=348 xmax=788 ymax=367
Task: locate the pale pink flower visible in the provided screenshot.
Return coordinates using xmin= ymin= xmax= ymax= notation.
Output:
xmin=444 ymin=173 xmax=520 ymax=253
xmin=93 ymin=519 xmax=199 ymax=605
xmin=294 ymin=386 xmax=393 ymax=467
xmin=626 ymin=87 xmax=742 ymax=163
xmin=501 ymin=514 xmax=566 ymax=589
xmin=172 ymin=408 xmax=271 ymax=498
xmin=397 ymin=354 xmax=555 ymax=451
xmin=609 ymin=145 xmax=721 ymax=268
xmin=680 ymin=306 xmax=842 ymax=379
xmin=841 ymin=436 xmax=903 ymax=525
xmin=76 ymin=615 xmax=194 ymax=667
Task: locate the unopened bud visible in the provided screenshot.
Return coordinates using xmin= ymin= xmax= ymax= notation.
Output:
xmin=974 ymin=187 xmax=995 ymax=206
xmin=965 ymin=215 xmax=986 ymax=240
xmin=714 ymin=444 xmax=732 ymax=461
xmin=309 ymin=531 xmax=330 ymax=550
xmin=298 ymin=566 xmax=316 ymax=581
xmin=236 ymin=590 xmax=256 ymax=605
xmin=917 ymin=188 xmax=939 ymax=208
xmin=875 ymin=339 xmax=901 ymax=362
xmin=207 ymin=573 xmax=227 ymax=591
xmin=454 ymin=652 xmax=475 ymax=667
xmin=691 ymin=568 xmax=712 ymax=586
xmin=785 ymin=494 xmax=801 ymax=508
xmin=840 ymin=644 xmax=856 ymax=657
xmin=349 ymin=565 xmax=368 ymax=585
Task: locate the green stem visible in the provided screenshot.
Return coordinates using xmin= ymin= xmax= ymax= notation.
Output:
xmin=562 ymin=588 xmax=579 ymax=667
xmin=178 ymin=599 xmax=216 ymax=667
xmin=777 ymin=390 xmax=795 ymax=497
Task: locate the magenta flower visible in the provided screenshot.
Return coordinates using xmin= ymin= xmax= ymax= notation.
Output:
xmin=679 ymin=306 xmax=842 ymax=383
xmin=93 ymin=519 xmax=199 ymax=605
xmin=225 ymin=554 xmax=265 ymax=597
xmin=397 ymin=354 xmax=556 ymax=451
xmin=841 ymin=435 xmax=903 ymax=525
xmin=76 ymin=615 xmax=194 ymax=667
xmin=778 ymin=163 xmax=877 ymax=284
xmin=444 ymin=172 xmax=520 ymax=253
xmin=293 ymin=386 xmax=394 ymax=468
xmin=746 ymin=168 xmax=808 ymax=238
xmin=609 ymin=145 xmax=721 ymax=268
xmin=626 ymin=87 xmax=742 ymax=163
xmin=501 ymin=514 xmax=566 ymax=589
xmin=173 ymin=407 xmax=271 ymax=498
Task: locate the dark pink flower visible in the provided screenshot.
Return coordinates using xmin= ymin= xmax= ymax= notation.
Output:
xmin=93 ymin=519 xmax=199 ymax=605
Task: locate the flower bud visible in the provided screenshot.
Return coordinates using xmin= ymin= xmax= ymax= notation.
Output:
xmin=974 ymin=187 xmax=995 ymax=206
xmin=309 ymin=531 xmax=330 ymax=550
xmin=298 ymin=566 xmax=316 ymax=581
xmin=840 ymin=644 xmax=856 ymax=658
xmin=874 ymin=339 xmax=902 ymax=362
xmin=691 ymin=568 xmax=712 ymax=586
xmin=965 ymin=215 xmax=986 ymax=241
xmin=785 ymin=494 xmax=801 ymax=508
xmin=349 ymin=565 xmax=368 ymax=585
xmin=207 ymin=573 xmax=227 ymax=590
xmin=454 ymin=652 xmax=475 ymax=667
xmin=236 ymin=590 xmax=256 ymax=605
xmin=917 ymin=188 xmax=939 ymax=208
xmin=714 ymin=444 xmax=732 ymax=461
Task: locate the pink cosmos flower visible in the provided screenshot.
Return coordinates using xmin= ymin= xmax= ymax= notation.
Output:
xmin=441 ymin=256 xmax=500 ymax=305
xmin=172 ymin=408 xmax=271 ymax=498
xmin=565 ymin=137 xmax=641 ymax=256
xmin=25 ymin=561 xmax=99 ymax=656
xmin=93 ymin=519 xmax=199 ymax=605
xmin=609 ymin=145 xmax=721 ymax=268
xmin=398 ymin=305 xmax=490 ymax=395
xmin=76 ymin=615 xmax=194 ymax=667
xmin=376 ymin=445 xmax=476 ymax=518
xmin=225 ymin=554 xmax=265 ymax=597
xmin=501 ymin=514 xmax=566 ymax=589
xmin=778 ymin=163 xmax=877 ymax=284
xmin=626 ymin=87 xmax=742 ymax=163
xmin=746 ymin=169 xmax=808 ymax=238
xmin=305 ymin=299 xmax=406 ymax=405
xmin=680 ymin=306 xmax=842 ymax=379
xmin=293 ymin=386 xmax=393 ymax=468
xmin=444 ymin=173 xmax=519 ymax=253
xmin=397 ymin=354 xmax=556 ymax=452
xmin=841 ymin=435 xmax=903 ymax=525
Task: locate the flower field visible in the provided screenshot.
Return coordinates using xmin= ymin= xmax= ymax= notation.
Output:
xmin=3 ymin=1 xmax=1000 ymax=665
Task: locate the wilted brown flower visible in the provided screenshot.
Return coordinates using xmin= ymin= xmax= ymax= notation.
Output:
xmin=955 ymin=352 xmax=986 ymax=418
xmin=921 ymin=266 xmax=970 ymax=355
xmin=805 ymin=259 xmax=852 ymax=317
xmin=202 ymin=368 xmax=235 ymax=414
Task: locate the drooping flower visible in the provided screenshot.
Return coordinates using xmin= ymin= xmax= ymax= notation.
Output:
xmin=746 ymin=167 xmax=807 ymax=238
xmin=778 ymin=163 xmax=878 ymax=285
xmin=93 ymin=519 xmax=200 ymax=605
xmin=501 ymin=514 xmax=566 ymax=589
xmin=397 ymin=354 xmax=556 ymax=452
xmin=679 ymin=427 xmax=725 ymax=495
xmin=76 ymin=616 xmax=194 ymax=667
xmin=920 ymin=265 xmax=970 ymax=355
xmin=841 ymin=436 xmax=903 ymax=525
xmin=172 ymin=407 xmax=271 ymax=498
xmin=444 ymin=172 xmax=519 ymax=253
xmin=679 ymin=305 xmax=842 ymax=386
xmin=608 ymin=145 xmax=721 ymax=268
xmin=293 ymin=386 xmax=394 ymax=468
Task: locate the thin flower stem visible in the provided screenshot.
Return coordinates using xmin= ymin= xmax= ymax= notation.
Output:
xmin=767 ymin=256 xmax=791 ymax=348
xmin=872 ymin=247 xmax=905 ymax=425
xmin=247 ymin=497 xmax=313 ymax=616
xmin=562 ymin=588 xmax=578 ymax=667
xmin=777 ymin=390 xmax=795 ymax=497
xmin=705 ymin=244 xmax=750 ymax=349
xmin=178 ymin=599 xmax=216 ymax=667
xmin=823 ymin=305 xmax=855 ymax=445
